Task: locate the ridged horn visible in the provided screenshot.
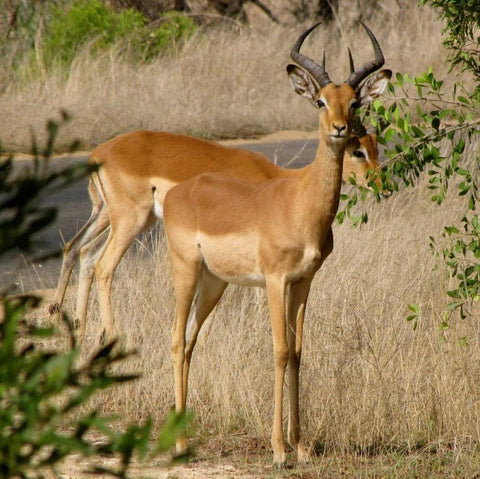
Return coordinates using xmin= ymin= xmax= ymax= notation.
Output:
xmin=347 ymin=47 xmax=355 ymax=74
xmin=346 ymin=21 xmax=385 ymax=89
xmin=290 ymin=22 xmax=332 ymax=88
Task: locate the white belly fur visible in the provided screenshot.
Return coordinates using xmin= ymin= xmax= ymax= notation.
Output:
xmin=153 ymin=198 xmax=164 ymax=219
xmin=198 ymin=232 xmax=265 ymax=287
xmin=196 ymin=234 xmax=321 ymax=286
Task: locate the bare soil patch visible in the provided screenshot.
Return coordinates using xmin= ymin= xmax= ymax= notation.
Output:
xmin=58 ymin=436 xmax=271 ymax=478
xmin=57 ymin=435 xmax=480 ymax=478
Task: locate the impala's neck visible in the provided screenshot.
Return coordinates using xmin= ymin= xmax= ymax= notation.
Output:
xmin=298 ymin=133 xmax=346 ymax=237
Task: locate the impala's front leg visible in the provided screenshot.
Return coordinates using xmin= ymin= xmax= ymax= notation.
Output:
xmin=286 ymin=277 xmax=312 ymax=464
xmin=266 ymin=276 xmax=289 ymax=466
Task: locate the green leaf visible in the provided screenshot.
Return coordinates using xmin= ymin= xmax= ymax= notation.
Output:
xmin=444 ymin=226 xmax=460 ymax=235
xmin=408 ymin=304 xmax=420 ymax=314
xmin=395 ymin=72 xmax=404 ymax=86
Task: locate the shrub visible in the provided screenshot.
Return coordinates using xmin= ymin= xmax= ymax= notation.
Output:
xmin=135 ymin=10 xmax=197 ymax=61
xmin=41 ymin=1 xmax=196 ymax=68
xmin=42 ymin=0 xmax=144 ymax=67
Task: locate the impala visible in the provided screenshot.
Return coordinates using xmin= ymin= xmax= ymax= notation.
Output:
xmin=49 ymin=38 xmax=390 ymax=346
xmin=162 ymin=22 xmax=388 ymax=466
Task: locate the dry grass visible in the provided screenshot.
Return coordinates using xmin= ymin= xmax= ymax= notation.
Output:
xmin=0 ymin=1 xmax=471 ymax=152
xmin=5 ymin=1 xmax=480 ymax=475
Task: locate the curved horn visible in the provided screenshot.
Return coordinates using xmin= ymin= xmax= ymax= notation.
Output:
xmin=290 ymin=22 xmax=332 ymax=88
xmin=347 ymin=47 xmax=355 ymax=74
xmin=346 ymin=21 xmax=385 ymax=89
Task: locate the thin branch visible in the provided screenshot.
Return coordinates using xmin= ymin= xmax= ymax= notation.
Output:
xmin=381 ymin=119 xmax=480 ymax=168
xmin=149 ymin=12 xmax=251 ymax=31
xmin=249 ymin=0 xmax=280 ymax=24
xmin=385 ymin=95 xmax=479 ymax=114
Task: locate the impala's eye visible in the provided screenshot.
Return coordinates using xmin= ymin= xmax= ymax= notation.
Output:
xmin=316 ymin=99 xmax=326 ymax=108
xmin=353 ymin=150 xmax=366 ymax=161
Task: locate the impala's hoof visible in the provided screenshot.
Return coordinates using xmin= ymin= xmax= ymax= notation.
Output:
xmin=297 ymin=443 xmax=310 ymax=465
xmin=272 ymin=461 xmax=286 ymax=471
xmin=298 ymin=456 xmax=310 ymax=466
xmin=272 ymin=452 xmax=287 ymax=470
xmin=176 ymin=437 xmax=188 ymax=457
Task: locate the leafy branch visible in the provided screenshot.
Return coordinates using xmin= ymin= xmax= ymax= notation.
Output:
xmin=338 ymin=64 xmax=480 ymax=325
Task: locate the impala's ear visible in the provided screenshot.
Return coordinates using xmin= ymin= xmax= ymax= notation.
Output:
xmin=357 ymin=69 xmax=392 ymax=105
xmin=287 ymin=64 xmax=320 ymax=106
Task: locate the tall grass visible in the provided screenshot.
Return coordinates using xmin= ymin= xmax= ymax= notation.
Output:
xmin=53 ymin=138 xmax=479 ymax=456
xmin=0 ymin=1 xmax=468 ymax=151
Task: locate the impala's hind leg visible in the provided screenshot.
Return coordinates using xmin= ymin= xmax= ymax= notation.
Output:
xmin=74 ymin=223 xmax=109 ymax=345
xmin=49 ymin=179 xmax=106 ymax=316
xmin=183 ymin=266 xmax=227 ymax=404
xmin=94 ymin=204 xmax=154 ymax=344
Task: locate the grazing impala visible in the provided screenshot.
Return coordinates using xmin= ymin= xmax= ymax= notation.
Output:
xmin=162 ymin=22 xmax=388 ymax=466
xmin=49 ymin=37 xmax=390 ymax=346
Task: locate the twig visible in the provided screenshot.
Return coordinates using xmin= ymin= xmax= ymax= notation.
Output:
xmin=148 ymin=12 xmax=251 ymax=32
xmin=249 ymin=0 xmax=281 ymax=24
xmin=385 ymin=95 xmax=479 ymax=114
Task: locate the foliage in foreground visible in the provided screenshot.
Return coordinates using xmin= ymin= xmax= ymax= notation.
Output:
xmin=0 ymin=115 xmax=191 ymax=478
xmin=339 ymin=0 xmax=480 ymax=326
xmin=0 ymin=299 xmax=188 ymax=478
xmin=0 ymin=114 xmax=87 ymax=260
